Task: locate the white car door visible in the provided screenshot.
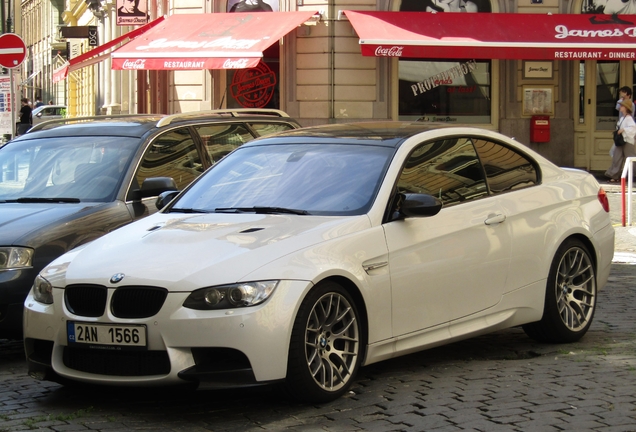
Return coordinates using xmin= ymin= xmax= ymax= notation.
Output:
xmin=384 ymin=136 xmax=513 ymax=337
xmin=385 ymin=194 xmax=512 ymax=337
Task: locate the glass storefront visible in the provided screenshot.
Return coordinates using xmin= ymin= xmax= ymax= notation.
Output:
xmin=226 ymin=0 xmax=281 ymax=109
xmin=398 ymin=59 xmax=491 ymax=123
xmin=397 ymin=0 xmax=493 ymax=123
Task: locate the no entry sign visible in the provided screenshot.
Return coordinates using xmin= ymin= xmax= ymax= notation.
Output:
xmin=0 ymin=34 xmax=26 ymax=69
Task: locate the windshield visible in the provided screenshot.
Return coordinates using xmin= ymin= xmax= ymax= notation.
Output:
xmin=0 ymin=137 xmax=139 ymax=202
xmin=171 ymin=143 xmax=394 ymax=216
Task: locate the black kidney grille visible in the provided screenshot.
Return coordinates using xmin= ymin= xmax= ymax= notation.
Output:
xmin=111 ymin=286 xmax=168 ymax=319
xmin=63 ymin=346 xmax=170 ymax=376
xmin=65 ymin=285 xmax=107 ymax=317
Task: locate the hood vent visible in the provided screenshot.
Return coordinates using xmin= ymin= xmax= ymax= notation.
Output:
xmin=239 ymin=227 xmax=264 ymax=233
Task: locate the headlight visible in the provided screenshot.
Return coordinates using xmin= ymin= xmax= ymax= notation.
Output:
xmin=183 ymin=280 xmax=279 ymax=310
xmin=0 ymin=247 xmax=34 ymax=270
xmin=32 ymin=275 xmax=53 ymax=305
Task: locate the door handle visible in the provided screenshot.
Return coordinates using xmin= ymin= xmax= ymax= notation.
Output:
xmin=484 ymin=213 xmax=506 ymax=225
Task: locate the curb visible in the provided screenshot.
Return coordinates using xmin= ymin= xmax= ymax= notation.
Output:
xmin=612 ymin=252 xmax=636 ymax=264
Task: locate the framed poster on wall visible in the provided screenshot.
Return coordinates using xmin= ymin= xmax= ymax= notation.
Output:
xmin=522 ymin=61 xmax=553 ymax=79
xmin=522 ymin=86 xmax=554 ymax=116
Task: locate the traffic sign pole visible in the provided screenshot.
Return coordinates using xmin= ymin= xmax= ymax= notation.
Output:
xmin=0 ymin=33 xmax=26 ymax=140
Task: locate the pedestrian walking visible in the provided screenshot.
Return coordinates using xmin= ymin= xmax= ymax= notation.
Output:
xmin=609 ymin=86 xmax=635 ymax=158
xmin=605 ymin=99 xmax=636 ymax=182
xmin=17 ymin=98 xmax=32 ymax=136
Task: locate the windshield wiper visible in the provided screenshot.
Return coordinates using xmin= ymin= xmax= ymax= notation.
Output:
xmin=168 ymin=207 xmax=211 ymax=214
xmin=14 ymin=197 xmax=81 ymax=204
xmin=215 ymin=206 xmax=309 ymax=215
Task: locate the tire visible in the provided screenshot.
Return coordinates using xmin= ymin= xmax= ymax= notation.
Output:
xmin=285 ymin=281 xmax=363 ymax=403
xmin=523 ymin=239 xmax=597 ymax=343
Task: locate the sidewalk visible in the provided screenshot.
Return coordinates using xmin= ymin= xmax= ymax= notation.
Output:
xmin=592 ymin=171 xmax=636 ymax=263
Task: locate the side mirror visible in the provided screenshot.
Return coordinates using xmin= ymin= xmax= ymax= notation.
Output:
xmin=35 ymin=112 xmax=42 ymax=118
xmin=397 ymin=193 xmax=442 ymax=219
xmin=156 ymin=190 xmax=180 ymax=210
xmin=131 ymin=177 xmax=178 ymax=201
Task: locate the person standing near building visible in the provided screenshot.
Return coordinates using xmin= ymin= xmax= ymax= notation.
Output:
xmin=605 ymin=99 xmax=636 ymax=182
xmin=615 ymin=86 xmax=635 ymax=119
xmin=609 ymin=86 xmax=635 ymax=158
xmin=34 ymin=97 xmax=44 ymax=108
xmin=17 ymin=98 xmax=32 ymax=136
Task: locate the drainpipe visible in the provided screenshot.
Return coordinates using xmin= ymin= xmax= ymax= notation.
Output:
xmin=329 ymin=4 xmax=335 ymax=122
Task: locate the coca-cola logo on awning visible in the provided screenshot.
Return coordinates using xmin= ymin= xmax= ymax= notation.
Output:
xmin=223 ymin=59 xmax=250 ymax=69
xmin=375 ymin=46 xmax=404 ymax=57
xmin=122 ymin=59 xmax=146 ymax=69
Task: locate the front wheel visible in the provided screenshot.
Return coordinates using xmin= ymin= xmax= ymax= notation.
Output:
xmin=523 ymin=239 xmax=597 ymax=343
xmin=285 ymin=281 xmax=363 ymax=403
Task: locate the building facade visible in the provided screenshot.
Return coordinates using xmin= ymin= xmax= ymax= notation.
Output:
xmin=18 ymin=0 xmax=635 ymax=170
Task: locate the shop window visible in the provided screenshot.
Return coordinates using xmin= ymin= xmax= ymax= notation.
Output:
xmin=398 ymin=59 xmax=491 ymax=123
xmin=396 ymin=0 xmax=492 ymax=123
xmin=226 ymin=0 xmax=281 ymax=109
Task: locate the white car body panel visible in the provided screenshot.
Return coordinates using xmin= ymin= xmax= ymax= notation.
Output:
xmin=385 ymin=196 xmax=512 ymax=335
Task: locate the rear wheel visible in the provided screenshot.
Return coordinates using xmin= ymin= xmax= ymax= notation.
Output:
xmin=523 ymin=239 xmax=597 ymax=343
xmin=285 ymin=281 xmax=363 ymax=403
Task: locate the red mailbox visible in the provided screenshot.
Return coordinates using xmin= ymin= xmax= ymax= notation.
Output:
xmin=530 ymin=115 xmax=550 ymax=143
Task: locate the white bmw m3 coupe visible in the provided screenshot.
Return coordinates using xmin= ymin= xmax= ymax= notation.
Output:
xmin=24 ymin=122 xmax=614 ymax=403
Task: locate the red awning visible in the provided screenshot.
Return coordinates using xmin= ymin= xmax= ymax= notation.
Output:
xmin=111 ymin=11 xmax=317 ymax=71
xmin=343 ymin=10 xmax=636 ymax=60
xmin=53 ymin=17 xmax=165 ymax=83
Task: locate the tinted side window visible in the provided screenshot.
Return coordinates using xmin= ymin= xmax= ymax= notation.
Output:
xmin=134 ymin=128 xmax=202 ymax=192
xmin=397 ymin=138 xmax=487 ymax=207
xmin=194 ymin=124 xmax=254 ymax=164
xmin=249 ymin=122 xmax=296 ymax=137
xmin=473 ymin=139 xmax=538 ymax=194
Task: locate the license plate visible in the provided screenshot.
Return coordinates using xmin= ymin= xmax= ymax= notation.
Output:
xmin=67 ymin=321 xmax=147 ymax=348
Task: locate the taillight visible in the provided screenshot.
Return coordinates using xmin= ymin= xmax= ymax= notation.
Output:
xmin=598 ymin=187 xmax=610 ymax=213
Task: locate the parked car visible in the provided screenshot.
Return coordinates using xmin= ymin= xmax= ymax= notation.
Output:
xmin=0 ymin=109 xmax=300 ymax=338
xmin=24 ymin=122 xmax=614 ymax=402
xmin=31 ymin=105 xmax=67 ymax=125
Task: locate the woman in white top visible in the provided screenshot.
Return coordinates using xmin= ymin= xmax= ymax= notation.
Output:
xmin=605 ymin=99 xmax=636 ymax=182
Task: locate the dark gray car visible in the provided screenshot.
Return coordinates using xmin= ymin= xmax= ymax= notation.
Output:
xmin=0 ymin=110 xmax=300 ymax=338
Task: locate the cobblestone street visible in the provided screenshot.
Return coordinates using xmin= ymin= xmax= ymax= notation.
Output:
xmin=0 ymin=188 xmax=634 ymax=431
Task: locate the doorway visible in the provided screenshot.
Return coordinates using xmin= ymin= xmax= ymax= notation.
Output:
xmin=574 ymin=60 xmax=632 ymax=171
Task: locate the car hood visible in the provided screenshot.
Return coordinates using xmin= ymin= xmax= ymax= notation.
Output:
xmin=0 ymin=202 xmax=103 ymax=245
xmin=52 ymin=212 xmax=371 ymax=291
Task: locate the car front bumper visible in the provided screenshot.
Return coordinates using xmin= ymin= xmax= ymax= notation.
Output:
xmin=24 ymin=279 xmax=312 ymax=387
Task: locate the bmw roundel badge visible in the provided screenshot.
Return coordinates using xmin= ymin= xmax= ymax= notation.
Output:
xmin=110 ymin=273 xmax=125 ymax=284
